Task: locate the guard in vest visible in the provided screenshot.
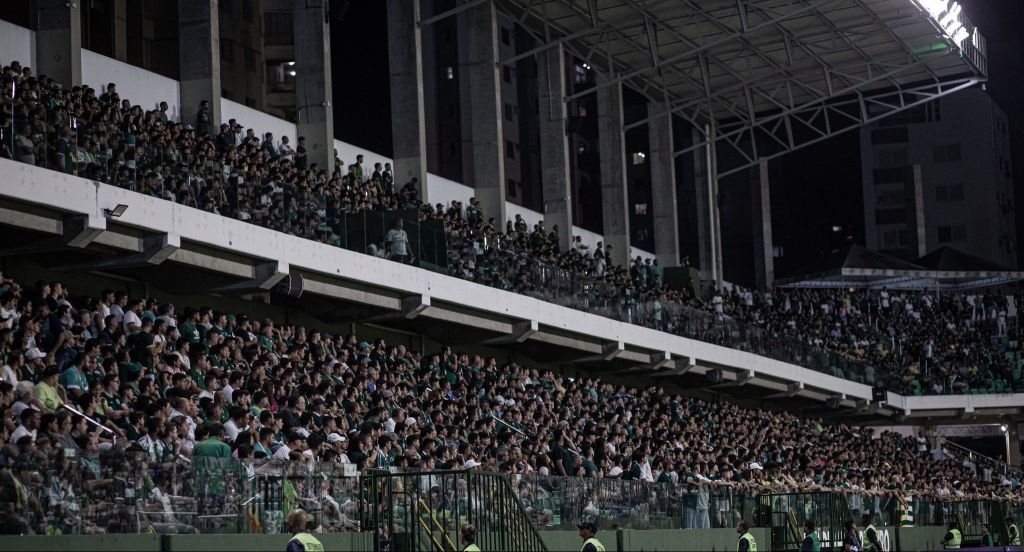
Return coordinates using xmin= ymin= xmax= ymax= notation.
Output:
xmin=285 ymin=509 xmax=324 ymax=552
xmin=577 ymin=520 xmax=605 ymax=552
xmin=980 ymin=523 xmax=994 ymax=547
xmin=941 ymin=521 xmax=962 ymax=549
xmin=461 ymin=524 xmax=481 ymax=552
xmin=736 ymin=520 xmax=758 ymax=552
xmin=1009 ymin=516 xmax=1021 ymax=546
xmin=861 ymin=513 xmax=881 ymax=552
xmin=801 ymin=519 xmax=821 ymax=552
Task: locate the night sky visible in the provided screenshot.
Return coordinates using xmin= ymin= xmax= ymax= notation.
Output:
xmin=331 ymin=1 xmax=1024 ymax=275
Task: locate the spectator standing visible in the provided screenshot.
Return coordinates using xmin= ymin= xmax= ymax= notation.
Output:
xmin=295 ymin=136 xmax=308 ymax=170
xmin=278 ymin=135 xmax=295 ymax=162
xmin=196 ymin=100 xmax=213 ymax=135
xmin=386 ymin=219 xmax=410 ymax=264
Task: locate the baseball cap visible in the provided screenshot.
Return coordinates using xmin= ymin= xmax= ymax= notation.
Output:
xmin=577 ymin=521 xmax=598 ymax=533
xmin=327 ymin=433 xmax=347 ymax=444
xmin=24 ymin=347 xmax=47 ymax=360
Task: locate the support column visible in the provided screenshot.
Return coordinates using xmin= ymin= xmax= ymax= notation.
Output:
xmin=112 ymin=0 xmax=128 ymax=62
xmin=35 ymin=0 xmax=82 ymax=89
xmin=752 ymin=159 xmax=774 ymax=290
xmin=386 ymin=0 xmax=429 ymax=202
xmin=649 ymin=105 xmax=679 ymax=269
xmin=458 ymin=0 xmax=505 ymax=227
xmin=598 ymin=78 xmax=630 ymax=265
xmin=539 ymin=44 xmax=572 ymax=252
xmin=178 ymin=0 xmax=221 ymax=133
xmin=906 ymin=164 xmax=927 ymax=259
xmin=293 ymin=0 xmax=335 ymax=174
xmin=1009 ymin=423 xmax=1022 ymax=468
xmin=693 ymin=125 xmax=724 ymax=286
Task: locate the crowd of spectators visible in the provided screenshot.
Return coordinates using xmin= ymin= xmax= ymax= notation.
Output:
xmin=1 ymin=271 xmax=1021 ymax=534
xmin=1 ymin=59 xmax=1022 ymax=398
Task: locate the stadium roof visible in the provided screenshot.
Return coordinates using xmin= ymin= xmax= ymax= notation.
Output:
xmin=453 ymin=0 xmax=989 ymax=176
xmin=776 ymin=244 xmax=1024 ymax=290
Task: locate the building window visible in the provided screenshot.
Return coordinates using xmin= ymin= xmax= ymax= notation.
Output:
xmin=875 ymin=148 xmax=907 ymax=169
xmin=631 ymin=152 xmax=647 ymax=165
xmin=871 ymin=127 xmax=908 ymax=145
xmin=264 ymin=11 xmax=294 ymax=46
xmin=503 ymin=65 xmax=512 ymax=83
xmin=503 ymin=102 xmax=513 ymax=122
xmin=937 ymin=224 xmax=967 ymax=243
xmin=933 ymin=144 xmax=961 ymax=163
xmin=445 ymin=66 xmax=454 ymax=80
xmin=245 ymin=48 xmax=257 ymax=71
xmin=881 ymin=230 xmax=908 ymax=249
xmin=505 ymin=140 xmax=516 ymax=159
xmin=501 ymin=27 xmax=511 ymax=46
xmin=220 ymin=38 xmax=234 ymax=62
xmin=935 ymin=183 xmax=964 ymax=202
xmin=876 ymin=190 xmax=904 ymax=206
xmin=875 ymin=208 xmax=905 ymax=225
xmin=573 ymin=64 xmax=587 ymax=84
xmin=220 ymin=0 xmax=233 ymax=14
xmin=634 ymin=203 xmax=648 ymax=215
xmin=448 ymin=142 xmax=457 ymax=156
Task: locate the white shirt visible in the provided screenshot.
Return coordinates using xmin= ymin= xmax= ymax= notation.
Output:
xmin=272 ymin=444 xmax=292 ymax=459
xmin=10 ymin=424 xmax=36 ymax=444
xmin=124 ymin=310 xmax=142 ymax=332
xmin=1 ymin=363 xmax=18 ymax=385
xmin=224 ymin=420 xmax=242 ymax=441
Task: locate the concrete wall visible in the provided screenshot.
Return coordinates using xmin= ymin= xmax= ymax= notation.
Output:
xmin=0 ymin=18 xmax=35 ymax=68
xmin=82 ymin=50 xmax=182 ymax=121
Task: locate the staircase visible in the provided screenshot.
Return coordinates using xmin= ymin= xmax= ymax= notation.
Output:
xmin=361 ymin=469 xmax=548 ymax=552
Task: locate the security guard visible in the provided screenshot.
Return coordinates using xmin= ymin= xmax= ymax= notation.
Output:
xmin=461 ymin=524 xmax=481 ymax=552
xmin=941 ymin=521 xmax=962 ymax=549
xmin=577 ymin=520 xmax=606 ymax=552
xmin=737 ymin=520 xmax=758 ymax=552
xmin=801 ymin=519 xmax=821 ymax=552
xmin=285 ymin=509 xmax=324 ymax=552
xmin=1009 ymin=516 xmax=1021 ymax=546
xmin=861 ymin=513 xmax=881 ymax=552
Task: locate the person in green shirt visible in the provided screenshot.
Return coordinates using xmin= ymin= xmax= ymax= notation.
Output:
xmin=980 ymin=523 xmax=994 ymax=547
xmin=801 ymin=519 xmax=821 ymax=552
xmin=35 ymin=366 xmax=66 ymax=413
xmin=192 ymin=423 xmax=232 ymax=458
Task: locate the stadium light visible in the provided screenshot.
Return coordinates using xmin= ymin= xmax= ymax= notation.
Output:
xmin=916 ymin=0 xmax=972 ymax=47
xmin=104 ymin=204 xmax=129 ymax=218
xmin=1001 ymin=424 xmax=1008 ymax=433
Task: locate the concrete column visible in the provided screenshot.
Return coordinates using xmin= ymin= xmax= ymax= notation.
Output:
xmin=538 ymin=44 xmax=572 ymax=252
xmin=649 ymin=105 xmax=679 ymax=269
xmin=597 ymin=78 xmax=630 ymax=265
xmin=35 ymin=0 xmax=82 ymax=89
xmin=386 ymin=0 xmax=429 ymax=202
xmin=1008 ymin=423 xmax=1022 ymax=468
xmin=112 ymin=0 xmax=128 ymax=62
xmin=178 ymin=0 xmax=221 ymax=133
xmin=693 ymin=125 xmax=724 ymax=286
xmin=458 ymin=0 xmax=505 ymax=227
xmin=752 ymin=159 xmax=774 ymax=290
xmin=293 ymin=0 xmax=335 ymax=174
xmin=906 ymin=164 xmax=927 ymax=259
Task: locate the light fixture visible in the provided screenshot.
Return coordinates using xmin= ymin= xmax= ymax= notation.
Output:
xmin=288 ymin=70 xmax=297 ymax=77
xmin=287 ymin=61 xmax=296 ymax=66
xmin=105 ymin=204 xmax=129 ymax=218
xmin=582 ymin=63 xmax=591 ymax=70
xmin=1001 ymin=424 xmax=1008 ymax=433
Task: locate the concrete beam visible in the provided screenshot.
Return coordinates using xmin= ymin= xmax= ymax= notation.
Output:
xmin=483 ymin=319 xmax=539 ymax=345
xmin=301 ymin=278 xmax=402 ymax=310
xmin=713 ymin=369 xmax=755 ymax=388
xmin=387 ymin=0 xmax=429 ymax=202
xmin=652 ymin=356 xmax=696 ymax=377
xmin=369 ymin=293 xmax=431 ymax=322
xmin=208 ymin=259 xmax=290 ymax=293
xmin=649 ymin=106 xmax=679 ymax=268
xmin=539 ymin=43 xmax=572 ymax=252
xmin=597 ymin=77 xmax=630 ymax=263
xmin=618 ymin=351 xmax=673 ymax=374
xmin=0 ymin=214 xmax=105 ymax=256
xmin=293 ymin=0 xmax=335 ymax=173
xmin=458 ymin=0 xmax=505 ymax=226
xmin=53 ymin=232 xmax=180 ymax=272
xmin=576 ymin=340 xmax=625 ymax=362
xmin=178 ymin=0 xmax=221 ymax=133
xmin=36 ymin=0 xmax=82 ymax=88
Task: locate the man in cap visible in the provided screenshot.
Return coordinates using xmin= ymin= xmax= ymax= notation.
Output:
xmin=286 ymin=508 xmax=323 ymax=552
xmin=577 ymin=520 xmax=605 ymax=552
xmin=34 ymin=365 xmax=64 ymax=413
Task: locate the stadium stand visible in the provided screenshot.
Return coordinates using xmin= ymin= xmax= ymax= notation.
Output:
xmin=1 ymin=59 xmax=1021 ymax=399
xmin=0 ymin=272 xmax=1021 ymax=535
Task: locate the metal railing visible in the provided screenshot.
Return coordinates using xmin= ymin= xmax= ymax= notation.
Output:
xmin=360 ymin=469 xmax=547 ymax=552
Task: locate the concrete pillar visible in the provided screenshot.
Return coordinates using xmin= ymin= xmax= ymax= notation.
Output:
xmin=649 ymin=105 xmax=679 ymax=269
xmin=1008 ymin=423 xmax=1022 ymax=468
xmin=35 ymin=0 xmax=82 ymax=89
xmin=598 ymin=78 xmax=630 ymax=265
xmin=178 ymin=0 xmax=221 ymax=133
xmin=693 ymin=125 xmax=724 ymax=286
xmin=906 ymin=164 xmax=927 ymax=259
xmin=293 ymin=0 xmax=335 ymax=174
xmin=458 ymin=0 xmax=505 ymax=228
xmin=112 ymin=0 xmax=128 ymax=62
xmin=386 ymin=0 xmax=429 ymax=202
xmin=752 ymin=159 xmax=774 ymax=290
xmin=538 ymin=44 xmax=572 ymax=252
